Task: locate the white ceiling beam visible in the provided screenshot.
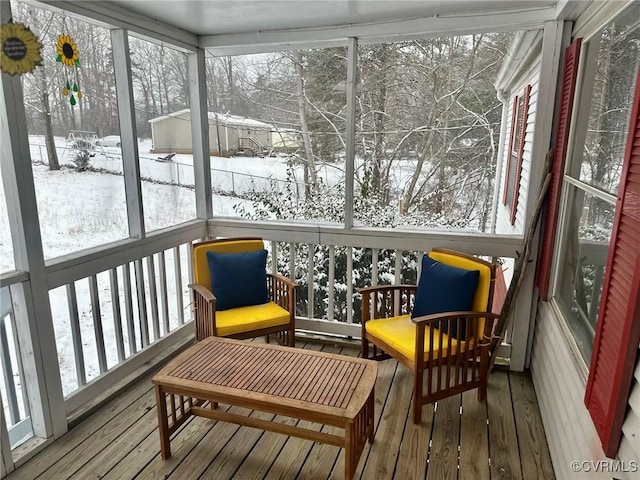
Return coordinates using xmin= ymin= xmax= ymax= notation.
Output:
xmin=34 ymin=0 xmax=199 ymax=51
xmin=201 ymin=6 xmax=557 ymax=56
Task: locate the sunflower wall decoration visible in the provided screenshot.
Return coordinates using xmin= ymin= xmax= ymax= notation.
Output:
xmin=0 ymin=21 xmax=43 ymax=76
xmin=56 ymin=33 xmax=83 ymax=106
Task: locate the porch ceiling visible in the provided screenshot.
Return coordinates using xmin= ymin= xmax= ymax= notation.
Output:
xmin=105 ymin=0 xmax=557 ymax=37
xmin=34 ymin=0 xmax=574 ymax=54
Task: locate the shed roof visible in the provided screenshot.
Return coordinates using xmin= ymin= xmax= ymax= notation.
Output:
xmin=149 ymin=109 xmax=274 ymax=129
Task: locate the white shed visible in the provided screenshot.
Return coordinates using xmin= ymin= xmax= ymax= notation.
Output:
xmin=149 ymin=108 xmax=274 ymax=156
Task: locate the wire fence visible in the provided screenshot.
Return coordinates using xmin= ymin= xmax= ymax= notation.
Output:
xmin=28 ymin=142 xmax=309 ymax=197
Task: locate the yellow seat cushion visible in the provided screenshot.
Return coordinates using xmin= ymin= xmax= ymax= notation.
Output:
xmin=215 ymin=301 xmax=290 ymax=337
xmin=365 ymin=314 xmax=464 ymax=361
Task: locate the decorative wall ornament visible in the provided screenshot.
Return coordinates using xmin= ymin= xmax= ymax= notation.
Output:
xmin=56 ymin=33 xmax=82 ymax=105
xmin=0 ymin=21 xmax=43 ymax=76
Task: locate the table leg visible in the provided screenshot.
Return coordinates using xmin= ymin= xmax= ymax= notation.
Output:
xmin=155 ymin=385 xmax=171 ymax=459
xmin=345 ymin=421 xmax=355 ymax=480
xmin=367 ymin=389 xmax=375 ymax=443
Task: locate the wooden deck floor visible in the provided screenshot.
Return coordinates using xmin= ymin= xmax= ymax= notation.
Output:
xmin=7 ymin=340 xmax=554 ymax=480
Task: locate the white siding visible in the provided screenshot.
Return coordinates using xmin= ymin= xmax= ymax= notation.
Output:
xmin=495 ymin=58 xmax=542 ymax=235
xmin=619 ymin=357 xmax=640 ymax=467
xmin=531 ymin=302 xmax=640 ymax=479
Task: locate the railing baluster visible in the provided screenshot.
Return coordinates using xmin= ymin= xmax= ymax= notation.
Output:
xmin=271 ymin=240 xmax=277 ymax=275
xmin=89 ymin=275 xmax=108 ymax=373
xmin=328 ymin=245 xmax=335 ymax=321
xmin=174 ymin=246 xmax=184 ymax=325
xmin=307 ymin=244 xmax=314 ymax=319
xmin=134 ymin=259 xmax=150 ymax=348
xmin=9 ymin=309 xmax=30 ymax=419
xmin=109 ymin=268 xmax=125 ymax=363
xmin=158 ymin=251 xmax=170 ymax=336
xmin=289 ymin=242 xmax=295 ymax=281
xmin=122 ymin=263 xmax=138 ymax=354
xmin=347 ymin=246 xmax=353 ymax=324
xmin=372 ymin=248 xmax=379 ymax=286
xmin=394 ymin=250 xmax=401 ymax=316
xmin=66 ymin=283 xmax=86 ymax=386
xmin=146 ymin=256 xmax=160 ymax=342
xmin=187 ymin=242 xmax=194 ymax=283
xmin=0 ymin=315 xmax=20 ymax=425
xmin=1 ymin=402 xmax=14 ymax=474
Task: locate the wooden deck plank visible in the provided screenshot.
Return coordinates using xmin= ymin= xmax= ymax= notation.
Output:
xmin=426 ymin=394 xmax=461 ymax=480
xmin=197 ymin=410 xmax=277 ymax=479
xmin=34 ymin=388 xmax=159 ymax=479
xmin=262 ymin=417 xmax=322 ymax=480
xmin=392 ymin=396 xmax=433 ymax=480
xmin=231 ymin=415 xmax=299 ymax=479
xmin=509 ymin=372 xmax=555 ymax=480
xmin=61 ymin=406 xmax=158 ymax=479
xmin=6 ymin=370 xmax=157 ymax=480
xmin=154 ymin=407 xmax=247 ymax=480
xmin=102 ymin=409 xmax=221 ymax=480
xmin=459 ymin=389 xmax=490 ymax=480
xmin=6 ymin=340 xmax=554 ymax=480
xmin=487 ymin=372 xmax=523 ymax=480
xmin=358 ymin=365 xmax=414 ymax=480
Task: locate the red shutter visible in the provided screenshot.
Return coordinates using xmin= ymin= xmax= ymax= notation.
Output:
xmin=536 ymin=39 xmax=582 ymax=300
xmin=503 ymin=98 xmax=519 ymax=205
xmin=510 ymin=85 xmax=532 ymax=225
xmin=585 ymin=67 xmax=640 ymax=458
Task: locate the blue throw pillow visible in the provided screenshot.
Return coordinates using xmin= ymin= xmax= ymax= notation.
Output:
xmin=206 ymin=249 xmax=269 ymax=311
xmin=412 ymin=255 xmax=480 ymax=340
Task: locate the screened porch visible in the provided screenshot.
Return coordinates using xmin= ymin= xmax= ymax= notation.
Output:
xmin=1 ymin=1 xmax=602 ymax=479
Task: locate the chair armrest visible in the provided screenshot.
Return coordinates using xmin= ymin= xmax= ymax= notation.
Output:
xmin=359 ymin=285 xmax=418 ymax=324
xmin=412 ymin=311 xmax=500 ymax=348
xmin=411 ymin=311 xmax=500 ymax=325
xmin=268 ymin=273 xmax=298 ymax=289
xmin=358 ymin=284 xmax=417 ymax=295
xmin=188 ymin=283 xmax=217 ymax=304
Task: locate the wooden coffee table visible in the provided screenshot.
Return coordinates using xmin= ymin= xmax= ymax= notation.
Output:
xmin=152 ymin=336 xmax=377 ymax=479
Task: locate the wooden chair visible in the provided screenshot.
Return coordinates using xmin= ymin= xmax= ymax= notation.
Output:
xmin=189 ymin=237 xmax=297 ymax=346
xmin=360 ymin=248 xmax=499 ymax=423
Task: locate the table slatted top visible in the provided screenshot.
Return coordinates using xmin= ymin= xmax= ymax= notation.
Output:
xmin=160 ymin=337 xmax=375 ymax=411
